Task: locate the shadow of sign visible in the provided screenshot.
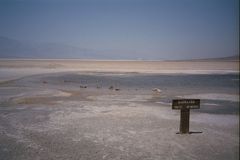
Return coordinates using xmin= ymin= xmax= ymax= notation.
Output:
xmin=176 ymin=131 xmax=203 ymax=134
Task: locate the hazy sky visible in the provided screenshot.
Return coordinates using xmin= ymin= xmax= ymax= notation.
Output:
xmin=0 ymin=0 xmax=239 ymax=59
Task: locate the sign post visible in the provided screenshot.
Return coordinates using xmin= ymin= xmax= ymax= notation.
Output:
xmin=172 ymin=99 xmax=200 ymax=134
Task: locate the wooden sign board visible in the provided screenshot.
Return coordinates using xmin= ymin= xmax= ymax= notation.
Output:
xmin=172 ymin=99 xmax=200 ymax=110
xmin=172 ymin=99 xmax=200 ymax=134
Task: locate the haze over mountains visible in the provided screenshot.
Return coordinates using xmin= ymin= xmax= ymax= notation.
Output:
xmin=0 ymin=36 xmax=102 ymax=59
xmin=0 ymin=36 xmax=238 ymax=61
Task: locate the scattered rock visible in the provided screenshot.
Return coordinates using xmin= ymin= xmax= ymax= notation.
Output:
xmin=115 ymin=88 xmax=120 ymax=91
xmin=109 ymin=86 xmax=114 ymax=90
xmin=152 ymin=88 xmax=161 ymax=93
xmin=42 ymin=81 xmax=48 ymax=84
xmin=80 ymin=85 xmax=87 ymax=88
xmin=63 ymin=80 xmax=70 ymax=83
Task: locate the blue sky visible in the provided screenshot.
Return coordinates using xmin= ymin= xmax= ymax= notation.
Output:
xmin=0 ymin=0 xmax=238 ymax=59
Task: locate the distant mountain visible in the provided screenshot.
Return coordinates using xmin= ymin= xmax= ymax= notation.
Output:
xmin=184 ymin=55 xmax=239 ymax=62
xmin=0 ymin=36 xmax=102 ymax=59
xmin=1 ymin=36 xmax=239 ymax=60
xmin=0 ymin=36 xmax=28 ymax=58
xmin=214 ymin=55 xmax=239 ymax=61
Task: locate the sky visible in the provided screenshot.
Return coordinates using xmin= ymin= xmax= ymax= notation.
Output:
xmin=0 ymin=0 xmax=239 ymax=60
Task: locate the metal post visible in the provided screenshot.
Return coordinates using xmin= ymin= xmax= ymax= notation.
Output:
xmin=180 ymin=108 xmax=190 ymax=134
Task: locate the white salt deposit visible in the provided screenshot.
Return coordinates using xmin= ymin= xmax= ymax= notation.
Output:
xmin=178 ymin=93 xmax=239 ymax=102
xmin=202 ymin=103 xmax=219 ymax=106
xmin=87 ymin=94 xmax=152 ymax=102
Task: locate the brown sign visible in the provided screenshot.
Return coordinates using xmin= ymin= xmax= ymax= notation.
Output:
xmin=172 ymin=99 xmax=200 ymax=134
xmin=172 ymin=99 xmax=200 ymax=110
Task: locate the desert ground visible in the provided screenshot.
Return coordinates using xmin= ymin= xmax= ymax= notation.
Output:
xmin=0 ymin=59 xmax=239 ymax=160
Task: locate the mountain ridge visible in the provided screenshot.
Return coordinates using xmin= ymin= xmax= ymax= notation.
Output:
xmin=0 ymin=36 xmax=238 ymax=61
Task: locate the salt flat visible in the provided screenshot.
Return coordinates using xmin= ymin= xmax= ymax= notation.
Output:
xmin=0 ymin=59 xmax=239 ymax=73
xmin=0 ymin=60 xmax=239 ymax=160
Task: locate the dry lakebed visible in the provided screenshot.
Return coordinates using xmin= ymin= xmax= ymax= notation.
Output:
xmin=0 ymin=59 xmax=239 ymax=160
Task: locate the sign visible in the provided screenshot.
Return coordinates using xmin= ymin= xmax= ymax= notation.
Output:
xmin=172 ymin=99 xmax=200 ymax=134
xmin=172 ymin=99 xmax=200 ymax=110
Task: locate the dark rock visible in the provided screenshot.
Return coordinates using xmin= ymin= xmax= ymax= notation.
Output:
xmin=42 ymin=81 xmax=48 ymax=84
xmin=80 ymin=85 xmax=87 ymax=88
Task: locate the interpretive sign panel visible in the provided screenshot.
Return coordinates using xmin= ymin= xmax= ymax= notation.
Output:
xmin=172 ymin=99 xmax=200 ymax=110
